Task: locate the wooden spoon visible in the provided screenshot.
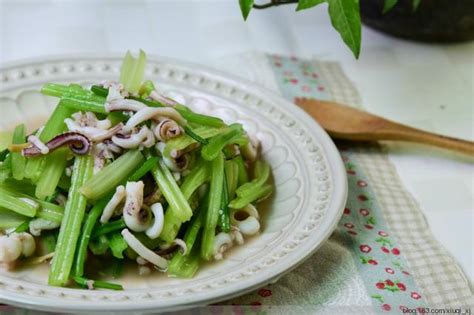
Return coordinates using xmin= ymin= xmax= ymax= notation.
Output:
xmin=295 ymin=98 xmax=474 ymax=156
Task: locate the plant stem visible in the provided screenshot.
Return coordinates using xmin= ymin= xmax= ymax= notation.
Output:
xmin=253 ymin=0 xmax=298 ymax=9
xmin=49 ymin=154 xmax=93 ymax=287
xmin=81 ymin=150 xmax=144 ymax=200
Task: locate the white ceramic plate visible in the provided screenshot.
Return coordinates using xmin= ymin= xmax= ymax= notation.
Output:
xmin=0 ymin=56 xmax=347 ymax=313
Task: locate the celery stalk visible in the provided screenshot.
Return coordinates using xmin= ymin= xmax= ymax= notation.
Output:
xmin=0 ymin=187 xmax=38 ymax=217
xmin=224 ymin=159 xmax=239 ymax=200
xmin=234 ymin=155 xmax=249 ymax=186
xmin=73 ymin=197 xmax=109 ymax=277
xmin=48 ymin=154 xmax=93 ymax=287
xmin=11 ymin=124 xmax=26 ymax=180
xmin=119 ymin=50 xmax=146 ymax=94
xmin=163 ymin=126 xmax=222 ymax=158
xmin=160 ymin=160 xmax=210 ymax=243
xmin=149 ymin=156 xmax=193 ymax=223
xmin=108 ymin=232 xmax=128 ymax=259
xmin=235 ymin=160 xmax=271 ymax=197
xmin=201 ymin=152 xmax=224 ymax=260
xmin=92 ymin=218 xmax=126 ymax=239
xmin=0 ymin=183 xmax=64 ymax=223
xmin=128 ymin=156 xmax=158 ymax=181
xmin=25 ymin=101 xmax=73 ymax=182
xmin=229 ymin=184 xmax=273 ymax=209
xmin=35 ymin=149 xmax=68 ymax=199
xmin=201 ymin=124 xmax=243 ymax=161
xmin=81 ymin=150 xmax=144 ymax=200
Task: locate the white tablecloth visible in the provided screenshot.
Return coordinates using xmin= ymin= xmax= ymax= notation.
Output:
xmin=0 ymin=0 xmax=472 ymax=281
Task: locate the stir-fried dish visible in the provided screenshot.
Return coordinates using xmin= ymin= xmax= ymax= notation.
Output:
xmin=0 ymin=51 xmax=273 ymax=290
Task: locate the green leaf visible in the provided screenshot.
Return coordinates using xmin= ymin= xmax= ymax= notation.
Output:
xmin=326 ymin=0 xmax=361 ymax=58
xmin=383 ymin=0 xmax=398 ymax=14
xmin=412 ymin=0 xmax=421 ymax=11
xmin=239 ymin=0 xmax=254 ymax=20
xmin=296 ymin=0 xmax=325 ymax=11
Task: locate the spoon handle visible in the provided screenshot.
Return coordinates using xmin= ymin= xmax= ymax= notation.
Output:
xmin=375 ymin=123 xmax=474 ymax=155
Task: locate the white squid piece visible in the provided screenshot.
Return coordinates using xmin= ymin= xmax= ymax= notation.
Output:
xmin=121 ymin=229 xmax=168 ymax=270
xmin=0 ymin=233 xmax=36 ymax=263
xmin=123 ymin=107 xmax=185 ymax=133
xmin=145 ymin=203 xmax=165 ymax=239
xmin=230 ymin=204 xmax=261 ymax=236
xmin=123 ymin=181 xmax=150 ymax=232
xmin=100 ymin=185 xmax=126 ymax=224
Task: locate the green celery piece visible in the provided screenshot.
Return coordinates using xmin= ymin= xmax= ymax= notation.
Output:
xmin=23 ymin=157 xmax=43 ymax=182
xmin=160 ymin=160 xmax=210 ymax=243
xmin=201 ymin=124 xmax=243 ymax=161
xmin=128 ymin=156 xmax=158 ymax=181
xmin=0 ymin=208 xmax=28 ymax=229
xmin=174 ymin=105 xmax=226 ymax=128
xmin=39 ymin=101 xmax=74 ymax=142
xmin=11 ymin=124 xmax=26 ymax=180
xmin=0 ymin=178 xmax=36 ymax=196
xmin=90 ymin=85 xmax=108 ymax=97
xmin=0 ymin=132 xmax=12 ymax=151
xmin=48 ymin=154 xmax=93 ymax=287
xmin=35 ymin=149 xmax=68 ymax=199
xmin=224 ymin=159 xmax=239 ymax=200
xmin=108 ymin=232 xmax=128 ymax=259
xmin=24 ymin=101 xmax=73 ymax=182
xmin=120 ymin=50 xmax=146 ymax=94
xmin=163 ymin=126 xmax=222 ymax=158
xmin=0 ymin=182 xmax=64 ymax=223
xmin=229 ymin=184 xmax=273 ymax=209
xmin=110 ymin=259 xmax=124 ymax=279
xmin=0 ymin=155 xmax=12 ymax=181
xmin=139 ymin=80 xmax=155 ymax=97
xmin=149 ymin=156 xmax=193 ymax=222
xmin=73 ymin=276 xmax=123 ymax=291
xmin=14 ymin=220 xmax=31 ymax=233
xmin=81 ymin=150 xmax=144 ymax=200
xmin=89 ymin=235 xmax=109 ymax=255
xmin=159 ymin=211 xmax=184 ymax=244
xmin=235 ymin=160 xmax=270 ymax=197
xmin=107 ymin=112 xmax=128 ymax=126
xmin=92 ymin=218 xmax=127 ymax=239
xmin=234 ymin=155 xmax=249 ymax=186
xmin=180 ymin=159 xmax=211 ymax=200
xmin=73 ymin=197 xmax=109 ymax=277
xmin=35 ymin=200 xmax=64 ymax=224
xmin=201 ymin=152 xmax=224 ymax=260
xmin=119 ymin=51 xmax=134 ymax=90
xmin=0 ymin=187 xmax=38 ymax=217
xmin=218 ymin=175 xmax=230 ymax=233
xmin=57 ymin=173 xmax=71 ymax=190
xmin=37 ymin=231 xmax=58 ymax=255
xmin=42 ymin=83 xmax=107 ymax=114
xmin=169 ymin=224 xmax=204 ymax=278
xmin=168 ymin=250 xmax=200 ymax=278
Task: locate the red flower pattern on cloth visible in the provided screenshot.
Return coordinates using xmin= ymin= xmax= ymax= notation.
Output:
xmin=385 ymin=268 xmax=394 ymax=274
xmin=257 ymin=288 xmax=272 ymax=298
xmin=411 ymin=292 xmax=422 ymax=300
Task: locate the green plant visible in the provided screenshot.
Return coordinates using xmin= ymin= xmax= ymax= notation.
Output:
xmin=239 ymin=0 xmax=422 ymax=58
